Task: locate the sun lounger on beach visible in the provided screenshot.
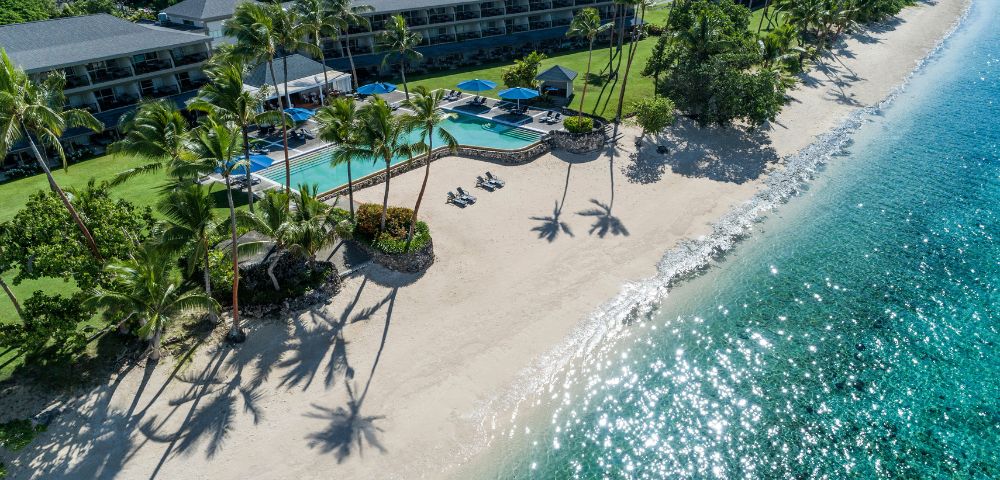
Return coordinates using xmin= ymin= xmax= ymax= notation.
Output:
xmin=457 ymin=187 xmax=477 ymax=203
xmin=447 ymin=191 xmax=470 ymax=207
xmin=486 ymin=171 xmax=505 ymax=188
xmin=476 ymin=176 xmax=497 ymax=191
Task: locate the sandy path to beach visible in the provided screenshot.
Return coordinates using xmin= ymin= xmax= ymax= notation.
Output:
xmin=0 ymin=0 xmax=967 ymax=478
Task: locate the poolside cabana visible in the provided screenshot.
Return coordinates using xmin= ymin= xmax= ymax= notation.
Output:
xmin=535 ymin=65 xmax=577 ymax=99
xmin=244 ymin=54 xmax=352 ymax=108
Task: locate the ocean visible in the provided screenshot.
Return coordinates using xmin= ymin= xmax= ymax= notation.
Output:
xmin=464 ymin=0 xmax=999 ymax=478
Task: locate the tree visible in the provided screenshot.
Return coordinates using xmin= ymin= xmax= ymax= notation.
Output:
xmin=325 ymin=0 xmax=374 ymax=91
xmin=86 ymin=243 xmax=216 ymax=361
xmin=501 ymin=51 xmax=547 ymax=88
xmin=157 ymin=184 xmax=219 ymax=321
xmin=295 ymin=0 xmax=337 ymax=103
xmin=567 ymin=8 xmax=611 ymax=118
xmin=273 ymin=4 xmax=322 ymax=108
xmin=0 ymin=291 xmax=90 ymax=362
xmin=399 ymin=87 xmax=457 ymax=250
xmin=285 ymin=185 xmax=335 ymax=265
xmin=612 ymin=0 xmax=653 ymax=138
xmin=189 ymin=116 xmax=248 ymax=342
xmin=225 ymin=1 xmax=294 ymax=193
xmin=378 ymin=14 xmax=422 ymax=100
xmin=315 ymin=97 xmax=361 ymax=218
xmin=0 ymin=227 xmax=23 ymax=321
xmin=236 ymin=190 xmax=292 ymax=291
xmin=628 ymin=97 xmax=676 ymax=149
xmin=0 ymin=49 xmax=104 ymax=259
xmin=109 ymin=99 xmax=200 ymax=186
xmin=0 ymin=0 xmax=53 ymax=26
xmin=646 ymin=0 xmax=789 ymax=128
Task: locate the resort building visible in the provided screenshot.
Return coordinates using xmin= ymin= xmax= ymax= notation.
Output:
xmin=0 ymin=14 xmax=213 ymax=167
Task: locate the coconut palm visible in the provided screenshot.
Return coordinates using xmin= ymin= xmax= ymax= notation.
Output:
xmin=342 ymin=98 xmax=411 ymax=232
xmin=612 ymin=0 xmax=653 ymax=137
xmin=399 ymin=87 xmax=456 ymax=250
xmin=86 ymin=243 xmax=217 ymax=361
xmin=157 ymin=184 xmax=220 ymax=321
xmin=0 ymin=49 xmax=104 ymax=259
xmin=188 ymin=61 xmax=280 ymax=212
xmin=295 ymin=0 xmax=337 ymax=103
xmin=236 ymin=190 xmax=292 ymax=291
xmin=109 ymin=99 xmax=200 ymax=186
xmin=287 ymin=184 xmax=335 ymax=265
xmin=274 ymin=4 xmax=322 ymax=108
xmin=378 ymin=14 xmax=422 ymax=100
xmin=189 ymin=116 xmax=248 ymax=343
xmin=325 ymin=0 xmax=374 ymax=91
xmin=567 ymin=8 xmax=611 ymax=118
xmin=225 ymin=1 xmax=294 ymax=193
xmin=314 ymin=97 xmax=360 ymax=218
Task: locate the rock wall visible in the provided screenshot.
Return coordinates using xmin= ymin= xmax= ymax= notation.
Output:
xmin=546 ymin=129 xmax=607 ymax=154
xmin=354 ymin=237 xmax=435 ymax=273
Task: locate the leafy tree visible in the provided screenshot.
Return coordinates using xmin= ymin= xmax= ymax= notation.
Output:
xmin=379 ymin=14 xmax=422 ymax=100
xmin=0 ymin=292 xmax=90 ymax=362
xmin=399 ymin=87 xmax=457 ymax=250
xmin=315 ymin=97 xmax=361 ymax=218
xmin=612 ymin=0 xmax=654 ymax=133
xmin=0 ymin=50 xmax=104 ymax=259
xmin=0 ymin=0 xmax=54 ymax=26
xmin=628 ymin=97 xmax=676 ymax=149
xmin=324 ymin=0 xmax=374 ymax=91
xmin=647 ymin=0 xmax=789 ymax=127
xmin=0 ymin=183 xmax=155 ymax=292
xmin=501 ymin=51 xmax=547 ymax=88
xmin=566 ymin=8 xmax=612 ymax=118
xmin=86 ymin=243 xmax=217 ymax=361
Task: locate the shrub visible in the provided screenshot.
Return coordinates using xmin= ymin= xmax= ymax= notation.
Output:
xmin=372 ymin=221 xmax=431 ymax=254
xmin=355 ymin=203 xmax=413 ymax=240
xmin=0 ymin=419 xmax=45 ymax=452
xmin=563 ymin=116 xmax=594 ymax=134
xmin=334 ymin=219 xmax=355 ymax=240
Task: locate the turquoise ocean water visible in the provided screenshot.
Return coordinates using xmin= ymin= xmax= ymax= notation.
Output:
xmin=466 ymin=1 xmax=999 ymax=478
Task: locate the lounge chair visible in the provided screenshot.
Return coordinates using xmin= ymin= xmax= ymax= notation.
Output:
xmin=476 ymin=176 xmax=496 ymax=191
xmin=447 ymin=191 xmax=469 ymax=207
xmin=486 ymin=171 xmax=505 ymax=187
xmin=552 ymin=112 xmax=562 ymax=122
xmin=457 ymin=187 xmax=477 ymax=203
xmin=541 ymin=111 xmax=553 ymax=123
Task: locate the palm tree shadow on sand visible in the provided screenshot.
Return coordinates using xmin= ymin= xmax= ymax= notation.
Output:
xmin=577 ymin=199 xmax=629 ymax=237
xmin=530 ymin=200 xmax=575 ymax=242
xmin=304 ymin=381 xmax=387 ymax=463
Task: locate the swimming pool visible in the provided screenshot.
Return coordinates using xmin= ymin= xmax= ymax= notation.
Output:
xmin=260 ymin=112 xmax=542 ymax=193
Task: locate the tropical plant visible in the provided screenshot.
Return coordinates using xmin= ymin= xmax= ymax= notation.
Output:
xmin=324 ymin=0 xmax=374 ymax=91
xmin=501 ymin=51 xmax=547 ymax=88
xmin=612 ymin=0 xmax=654 ymax=134
xmin=109 ymin=99 xmax=200 ymax=186
xmin=314 ymin=97 xmax=360 ymax=218
xmin=273 ymin=3 xmax=322 ymax=108
xmin=759 ymin=23 xmax=806 ymax=71
xmin=0 ymin=49 xmax=104 ymax=259
xmin=294 ymin=0 xmax=337 ymax=103
xmin=0 ymin=291 xmax=90 ymax=362
xmin=399 ymin=87 xmax=457 ymax=250
xmin=628 ymin=97 xmax=676 ymax=149
xmin=378 ymin=14 xmax=422 ymax=100
xmin=86 ymin=243 xmax=217 ymax=361
xmin=189 ymin=116 xmax=247 ymax=342
xmin=563 ymin=116 xmax=594 ymax=133
xmin=567 ymin=8 xmax=612 ymax=118
xmin=237 ymin=190 xmax=292 ymax=290
xmin=225 ymin=1 xmax=294 ymax=193
xmin=157 ymin=184 xmax=219 ymax=321
xmin=286 ymin=184 xmax=335 ymax=264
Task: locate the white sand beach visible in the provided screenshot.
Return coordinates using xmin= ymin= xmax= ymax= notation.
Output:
xmin=0 ymin=0 xmax=969 ymax=477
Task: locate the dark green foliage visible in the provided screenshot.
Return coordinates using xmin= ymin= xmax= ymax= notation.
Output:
xmin=856 ymin=0 xmax=913 ymax=22
xmin=501 ymin=51 xmax=547 ymax=88
xmin=215 ymin=250 xmax=332 ymax=305
xmin=0 ymin=292 xmax=91 ymax=360
xmin=564 ymin=116 xmax=595 ymax=133
xmin=0 ymin=183 xmax=156 ymax=291
xmin=353 ymin=204 xmax=431 ymax=254
xmin=647 ymin=0 xmax=789 ymax=127
xmin=374 ymin=221 xmax=430 ymax=254
xmin=0 ymin=0 xmax=54 ymax=26
xmin=0 ymin=419 xmax=45 ymax=452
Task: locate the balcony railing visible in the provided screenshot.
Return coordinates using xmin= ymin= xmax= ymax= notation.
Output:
xmin=65 ymin=74 xmax=91 ymax=89
xmin=506 ymin=5 xmax=529 ymax=13
xmin=173 ymin=52 xmax=209 ymax=66
xmin=408 ymin=17 xmax=428 ymax=26
xmin=482 ymin=27 xmax=505 ymax=36
xmin=179 ymin=77 xmax=209 ymax=92
xmin=575 ymin=0 xmax=596 ymax=3
xmin=529 ymin=3 xmax=552 ymax=11
xmin=431 ymin=34 xmax=456 ymax=44
xmin=456 ymin=31 xmax=480 ymax=41
xmin=76 ymin=103 xmax=99 ymax=113
xmin=97 ymin=95 xmax=137 ymax=111
xmin=348 ymin=25 xmax=369 ymax=34
xmin=148 ymin=85 xmax=180 ymax=98
xmin=481 ymin=7 xmax=505 ymax=16
xmin=89 ymin=68 xmax=133 ymax=84
xmin=428 ymin=14 xmax=455 ymax=23
xmin=456 ymin=11 xmax=479 ymax=20
xmin=529 ymin=20 xmax=551 ymax=29
xmin=133 ymin=59 xmax=173 ymax=75
xmin=552 ymin=17 xmax=571 ymax=26
xmin=512 ymin=24 xmax=530 ymax=32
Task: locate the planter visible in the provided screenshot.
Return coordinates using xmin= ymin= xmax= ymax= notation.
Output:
xmin=546 ymin=128 xmax=606 ymax=154
xmin=355 ymin=237 xmax=435 ymax=273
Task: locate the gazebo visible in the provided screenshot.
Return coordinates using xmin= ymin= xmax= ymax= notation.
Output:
xmin=535 ymin=65 xmax=578 ymax=99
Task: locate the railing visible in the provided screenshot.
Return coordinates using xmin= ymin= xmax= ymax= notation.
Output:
xmin=65 ymin=74 xmax=91 ymax=89
xmin=552 ymin=18 xmax=571 ymax=26
xmin=432 ymin=34 xmax=457 ymax=44
xmin=428 ymin=14 xmax=455 ymax=23
xmin=76 ymin=103 xmax=99 ymax=113
xmin=529 ymin=21 xmax=551 ymax=29
xmin=179 ymin=78 xmax=208 ymax=92
xmin=482 ymin=27 xmax=505 ymax=36
xmin=133 ymin=59 xmax=173 ymax=75
xmin=148 ymin=85 xmax=180 ymax=98
xmin=89 ymin=68 xmax=132 ymax=84
xmin=481 ymin=7 xmax=505 ymax=17
xmin=347 ymin=25 xmax=369 ymax=34
xmin=506 ymin=5 xmax=529 ymax=13
xmin=553 ymin=0 xmax=574 ymax=7
xmin=575 ymin=0 xmax=596 ymax=4
xmin=512 ymin=24 xmax=530 ymax=32
xmin=97 ymin=96 xmax=137 ymax=111
xmin=173 ymin=52 xmax=209 ymax=66
xmin=456 ymin=31 xmax=481 ymax=41
xmin=529 ymin=2 xmax=552 ymax=11
xmin=408 ymin=17 xmax=428 ymax=26
xmin=456 ymin=11 xmax=480 ymax=20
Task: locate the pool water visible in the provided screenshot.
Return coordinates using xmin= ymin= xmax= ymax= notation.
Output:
xmin=260 ymin=112 xmax=542 ymax=193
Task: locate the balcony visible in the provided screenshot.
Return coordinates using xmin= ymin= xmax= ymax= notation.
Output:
xmin=408 ymin=17 xmax=428 ymax=26
xmin=428 ymin=14 xmax=455 ymax=24
xmin=529 ymin=20 xmax=551 ymax=29
xmin=173 ymin=52 xmax=209 ymax=67
xmin=512 ymin=24 xmax=530 ymax=32
xmin=148 ymin=85 xmax=180 ymax=98
xmin=456 ymin=31 xmax=481 ymax=41
xmin=65 ymin=74 xmax=91 ymax=89
xmin=482 ymin=27 xmax=505 ymax=36
xmin=529 ymin=3 xmax=552 ymax=11
xmin=179 ymin=77 xmax=209 ymax=92
xmin=552 ymin=17 xmax=571 ymax=26
xmin=481 ymin=7 xmax=504 ymax=16
xmin=97 ymin=95 xmax=138 ymax=111
xmin=347 ymin=24 xmax=369 ymax=34
xmin=456 ymin=11 xmax=480 ymax=20
xmin=76 ymin=103 xmax=100 ymax=114
xmin=506 ymin=5 xmax=529 ymax=13
xmin=552 ymin=0 xmax=573 ymax=7
xmin=88 ymin=67 xmax=132 ymax=84
xmin=133 ymin=58 xmax=173 ymax=75
xmin=352 ymin=45 xmax=373 ymax=54
xmin=431 ymin=34 xmax=456 ymax=44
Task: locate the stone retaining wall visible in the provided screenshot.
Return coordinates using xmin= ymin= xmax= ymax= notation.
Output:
xmin=354 ymin=237 xmax=435 ymax=273
xmin=546 ymin=129 xmax=607 ymax=154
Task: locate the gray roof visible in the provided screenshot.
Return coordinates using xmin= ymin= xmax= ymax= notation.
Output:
xmin=536 ymin=65 xmax=578 ymax=82
xmin=244 ymin=54 xmax=332 ymax=87
xmin=163 ymin=0 xmax=243 ymax=21
xmin=0 ymin=14 xmax=210 ymax=73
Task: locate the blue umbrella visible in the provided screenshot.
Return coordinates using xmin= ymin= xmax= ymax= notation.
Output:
xmin=228 ymin=154 xmax=274 ymax=175
xmin=457 ymin=78 xmax=497 ymax=92
xmin=356 ymin=82 xmax=397 ymax=95
xmin=284 ymin=107 xmax=314 ymax=123
xmin=498 ymin=87 xmax=540 ymax=110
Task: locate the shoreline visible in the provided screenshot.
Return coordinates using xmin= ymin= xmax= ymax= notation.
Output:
xmin=0 ymin=0 xmax=971 ymax=478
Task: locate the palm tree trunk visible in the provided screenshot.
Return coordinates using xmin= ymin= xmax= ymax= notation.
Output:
xmin=318 ymin=38 xmax=330 ymax=105
xmin=21 ymin=124 xmax=102 ymax=261
xmin=379 ymin=157 xmax=391 ymax=232
xmin=283 ymin=56 xmax=293 ymax=108
xmin=150 ymin=325 xmax=162 ymax=361
xmin=406 ymin=132 xmax=432 ymax=251
xmin=578 ymin=41 xmax=595 ymax=118
xmin=758 ymin=0 xmax=771 ymax=35
xmin=612 ymin=2 xmax=646 ymax=139
xmin=268 ymin=60 xmax=292 ymax=194
xmin=223 ymin=174 xmax=244 ymax=343
xmin=241 ymin=127 xmax=255 ymax=213
xmin=607 ymin=3 xmax=619 ymax=66
xmin=399 ymin=59 xmax=409 ymax=100
xmin=202 ymin=245 xmax=218 ymax=323
xmin=343 ymin=29 xmax=361 ymax=91
xmin=347 ymin=161 xmax=355 ymax=219
xmin=0 ymin=276 xmax=24 ymax=321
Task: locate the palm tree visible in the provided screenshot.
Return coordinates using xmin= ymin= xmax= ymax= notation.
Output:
xmin=0 ymin=50 xmax=104 ymax=259
xmin=287 ymin=184 xmax=335 ymax=265
xmin=274 ymin=4 xmax=322 ymax=108
xmin=314 ymin=97 xmax=360 ymax=218
xmin=326 ymin=0 xmax=374 ymax=91
xmin=295 ymin=0 xmax=337 ymax=103
xmin=225 ymin=1 xmax=294 ymax=193
xmin=86 ymin=243 xmax=217 ymax=361
xmin=190 ymin=116 xmax=248 ymax=343
xmin=237 ymin=190 xmax=292 ymax=291
xmin=188 ymin=61 xmax=280 ymax=212
xmin=341 ymin=98 xmax=411 ymax=232
xmin=612 ymin=0 xmax=652 ymax=139
xmin=399 ymin=87 xmax=456 ymax=250
xmin=109 ymin=99 xmax=200 ymax=186
xmin=0 ymin=228 xmax=23 ymax=321
xmin=158 ymin=184 xmax=219 ymax=322
xmin=378 ymin=14 xmax=422 ymax=100
xmin=567 ymin=8 xmax=611 ymax=118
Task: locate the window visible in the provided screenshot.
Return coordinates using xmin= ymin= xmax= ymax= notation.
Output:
xmin=132 ymin=53 xmax=149 ymax=64
xmin=94 ymin=88 xmax=115 ymax=102
xmin=183 ymin=19 xmax=194 ymax=26
xmin=140 ymin=79 xmax=155 ymax=96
